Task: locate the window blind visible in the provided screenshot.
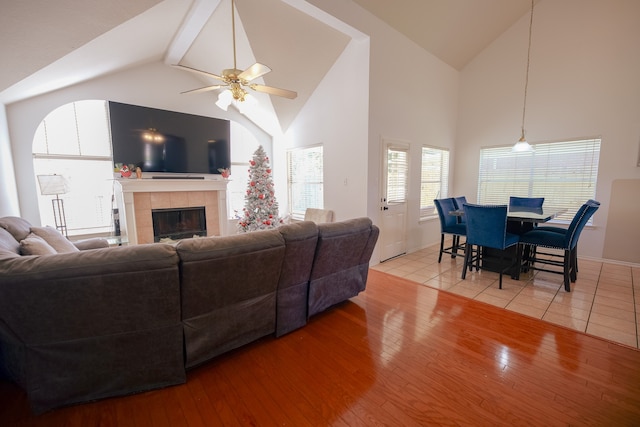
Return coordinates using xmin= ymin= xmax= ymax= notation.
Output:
xmin=478 ymin=138 xmax=601 ymax=223
xmin=386 ymin=148 xmax=408 ymax=204
xmin=420 ymin=146 xmax=450 ymax=218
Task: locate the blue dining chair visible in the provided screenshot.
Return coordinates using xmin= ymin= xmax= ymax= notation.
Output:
xmin=434 ymin=198 xmax=466 ymax=263
xmin=453 ymin=196 xmax=467 ymax=225
xmin=509 ymin=196 xmax=545 ymax=209
xmin=461 ymin=203 xmax=520 ymax=289
xmin=531 ymin=199 xmax=601 ymax=276
xmin=507 ymin=196 xmax=545 ymax=235
xmin=518 ymin=200 xmax=600 ymax=292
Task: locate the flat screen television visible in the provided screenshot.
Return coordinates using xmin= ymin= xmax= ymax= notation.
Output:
xmin=109 ymin=101 xmax=230 ymax=175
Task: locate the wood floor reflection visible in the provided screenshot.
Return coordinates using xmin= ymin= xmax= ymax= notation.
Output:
xmin=1 ymin=269 xmax=639 ymax=425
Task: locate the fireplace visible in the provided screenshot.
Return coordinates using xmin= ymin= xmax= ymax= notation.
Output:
xmin=152 ymin=206 xmax=206 ymax=242
xmin=114 ymin=179 xmax=228 ymax=244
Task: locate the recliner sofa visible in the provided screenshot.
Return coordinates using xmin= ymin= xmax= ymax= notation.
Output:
xmin=0 ymin=215 xmax=378 ymax=414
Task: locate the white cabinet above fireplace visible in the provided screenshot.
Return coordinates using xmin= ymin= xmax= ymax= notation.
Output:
xmin=114 ymin=177 xmax=229 ymax=245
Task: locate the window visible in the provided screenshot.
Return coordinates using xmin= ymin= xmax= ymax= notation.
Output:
xmin=33 ymin=100 xmax=114 ymax=236
xmin=227 ymin=123 xmax=260 ymax=218
xmin=420 ymin=146 xmax=450 ymax=219
xmin=478 ymin=138 xmax=601 ymax=223
xmin=287 ymin=145 xmax=323 ymax=220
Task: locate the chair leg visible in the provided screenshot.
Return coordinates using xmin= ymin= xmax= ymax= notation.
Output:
xmin=438 ymin=234 xmax=445 ymax=263
xmin=570 ymin=247 xmax=578 ymax=281
xmin=451 ymin=235 xmax=458 ymax=258
xmin=462 ymin=244 xmax=471 ymax=279
xmin=563 ymin=249 xmax=571 ymax=292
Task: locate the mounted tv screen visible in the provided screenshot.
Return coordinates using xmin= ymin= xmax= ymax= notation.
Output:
xmin=109 ymin=101 xmax=230 ymax=175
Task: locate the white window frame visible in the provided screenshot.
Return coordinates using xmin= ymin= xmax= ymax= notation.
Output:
xmin=420 ymin=145 xmax=450 ymax=220
xmin=287 ymin=145 xmax=323 ymax=220
xmin=478 ymin=138 xmax=601 ymax=224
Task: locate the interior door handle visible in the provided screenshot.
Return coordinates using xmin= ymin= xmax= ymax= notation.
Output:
xmin=383 ymin=206 xmax=389 ymax=210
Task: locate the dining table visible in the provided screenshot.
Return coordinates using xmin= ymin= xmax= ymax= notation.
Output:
xmin=504 ymin=206 xmax=567 ymax=223
xmin=450 ymin=205 xmax=568 ymax=278
xmin=450 ymin=205 xmax=567 ymax=223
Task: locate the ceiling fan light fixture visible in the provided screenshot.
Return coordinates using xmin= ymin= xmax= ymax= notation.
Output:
xmin=230 ymin=82 xmax=248 ymax=101
xmin=216 ymin=90 xmax=233 ymax=111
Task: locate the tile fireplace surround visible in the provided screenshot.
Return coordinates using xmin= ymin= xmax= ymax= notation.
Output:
xmin=115 ymin=177 xmax=229 ymax=245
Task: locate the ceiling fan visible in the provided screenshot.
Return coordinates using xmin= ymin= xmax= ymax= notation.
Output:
xmin=173 ymin=0 xmax=297 ymax=103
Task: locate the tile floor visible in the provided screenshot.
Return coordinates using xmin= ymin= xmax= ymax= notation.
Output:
xmin=372 ymin=240 xmax=640 ymax=349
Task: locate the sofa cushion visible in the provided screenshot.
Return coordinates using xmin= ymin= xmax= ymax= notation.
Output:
xmin=308 ymin=217 xmax=378 ymax=317
xmin=19 ymin=233 xmax=57 ymax=256
xmin=0 ymin=216 xmax=31 ymax=241
xmin=177 ymin=230 xmax=286 ymax=368
xmin=0 ymin=227 xmax=20 ymax=255
xmin=73 ymin=238 xmax=110 ymax=251
xmin=30 ymin=226 xmax=79 ymax=253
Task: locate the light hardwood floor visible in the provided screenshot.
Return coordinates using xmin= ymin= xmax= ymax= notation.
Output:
xmin=1 ymin=267 xmax=639 ymax=425
xmin=373 ymin=240 xmax=640 ymax=349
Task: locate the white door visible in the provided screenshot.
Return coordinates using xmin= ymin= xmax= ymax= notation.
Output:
xmin=380 ymin=139 xmax=409 ymax=262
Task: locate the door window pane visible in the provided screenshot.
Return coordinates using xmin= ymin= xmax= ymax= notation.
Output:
xmin=386 ymin=148 xmax=407 ymax=203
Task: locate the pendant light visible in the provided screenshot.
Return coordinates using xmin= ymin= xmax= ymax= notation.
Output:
xmin=513 ymin=0 xmax=535 ymax=152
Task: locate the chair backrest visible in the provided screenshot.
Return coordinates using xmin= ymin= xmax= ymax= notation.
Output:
xmin=509 ymin=196 xmax=545 ymax=209
xmin=463 ymin=203 xmax=510 ymax=250
xmin=434 ymin=198 xmax=458 ymax=231
xmin=304 ymin=208 xmax=334 ymax=224
xmin=453 ymin=196 xmax=467 ymax=224
xmin=564 ymin=200 xmax=600 ymax=250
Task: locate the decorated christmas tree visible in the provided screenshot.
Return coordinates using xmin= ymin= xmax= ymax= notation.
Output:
xmin=238 ymin=145 xmax=282 ymax=232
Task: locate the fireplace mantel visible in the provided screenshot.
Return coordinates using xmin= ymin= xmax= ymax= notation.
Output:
xmin=114 ymin=177 xmax=229 ymax=244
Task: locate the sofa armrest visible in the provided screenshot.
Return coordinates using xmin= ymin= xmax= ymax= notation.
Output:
xmin=73 ymin=237 xmax=110 ymax=250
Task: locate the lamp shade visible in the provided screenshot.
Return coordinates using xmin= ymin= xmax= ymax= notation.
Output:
xmin=37 ymin=174 xmax=70 ymax=195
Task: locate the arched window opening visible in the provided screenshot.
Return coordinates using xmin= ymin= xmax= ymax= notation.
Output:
xmin=32 ymin=100 xmax=114 ymax=236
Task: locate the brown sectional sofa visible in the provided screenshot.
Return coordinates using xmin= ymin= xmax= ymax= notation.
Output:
xmin=0 ymin=216 xmax=378 ymax=414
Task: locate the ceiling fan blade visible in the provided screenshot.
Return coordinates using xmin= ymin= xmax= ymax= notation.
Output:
xmin=249 ymin=84 xmax=297 ymax=99
xmin=180 ymin=85 xmax=225 ymax=95
xmin=173 ymin=64 xmax=225 ymax=82
xmin=238 ymin=63 xmax=271 ymax=82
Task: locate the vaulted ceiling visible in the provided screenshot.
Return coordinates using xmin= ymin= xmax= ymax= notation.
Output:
xmin=0 ymin=0 xmax=535 ymax=132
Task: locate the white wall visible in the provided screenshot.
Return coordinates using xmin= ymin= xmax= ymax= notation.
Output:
xmin=456 ymin=0 xmax=640 ymax=260
xmin=5 ymin=60 xmax=272 ymax=225
xmin=283 ymin=38 xmax=370 ymax=222
xmin=0 ymin=105 xmax=20 ymax=217
xmin=309 ymin=0 xmax=460 ymax=259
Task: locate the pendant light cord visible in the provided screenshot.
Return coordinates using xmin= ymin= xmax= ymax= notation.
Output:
xmin=521 ymin=0 xmax=534 ymax=138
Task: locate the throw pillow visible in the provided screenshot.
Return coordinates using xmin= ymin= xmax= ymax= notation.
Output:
xmin=30 ymin=226 xmax=79 ymax=253
xmin=20 ymin=233 xmax=57 ymax=256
